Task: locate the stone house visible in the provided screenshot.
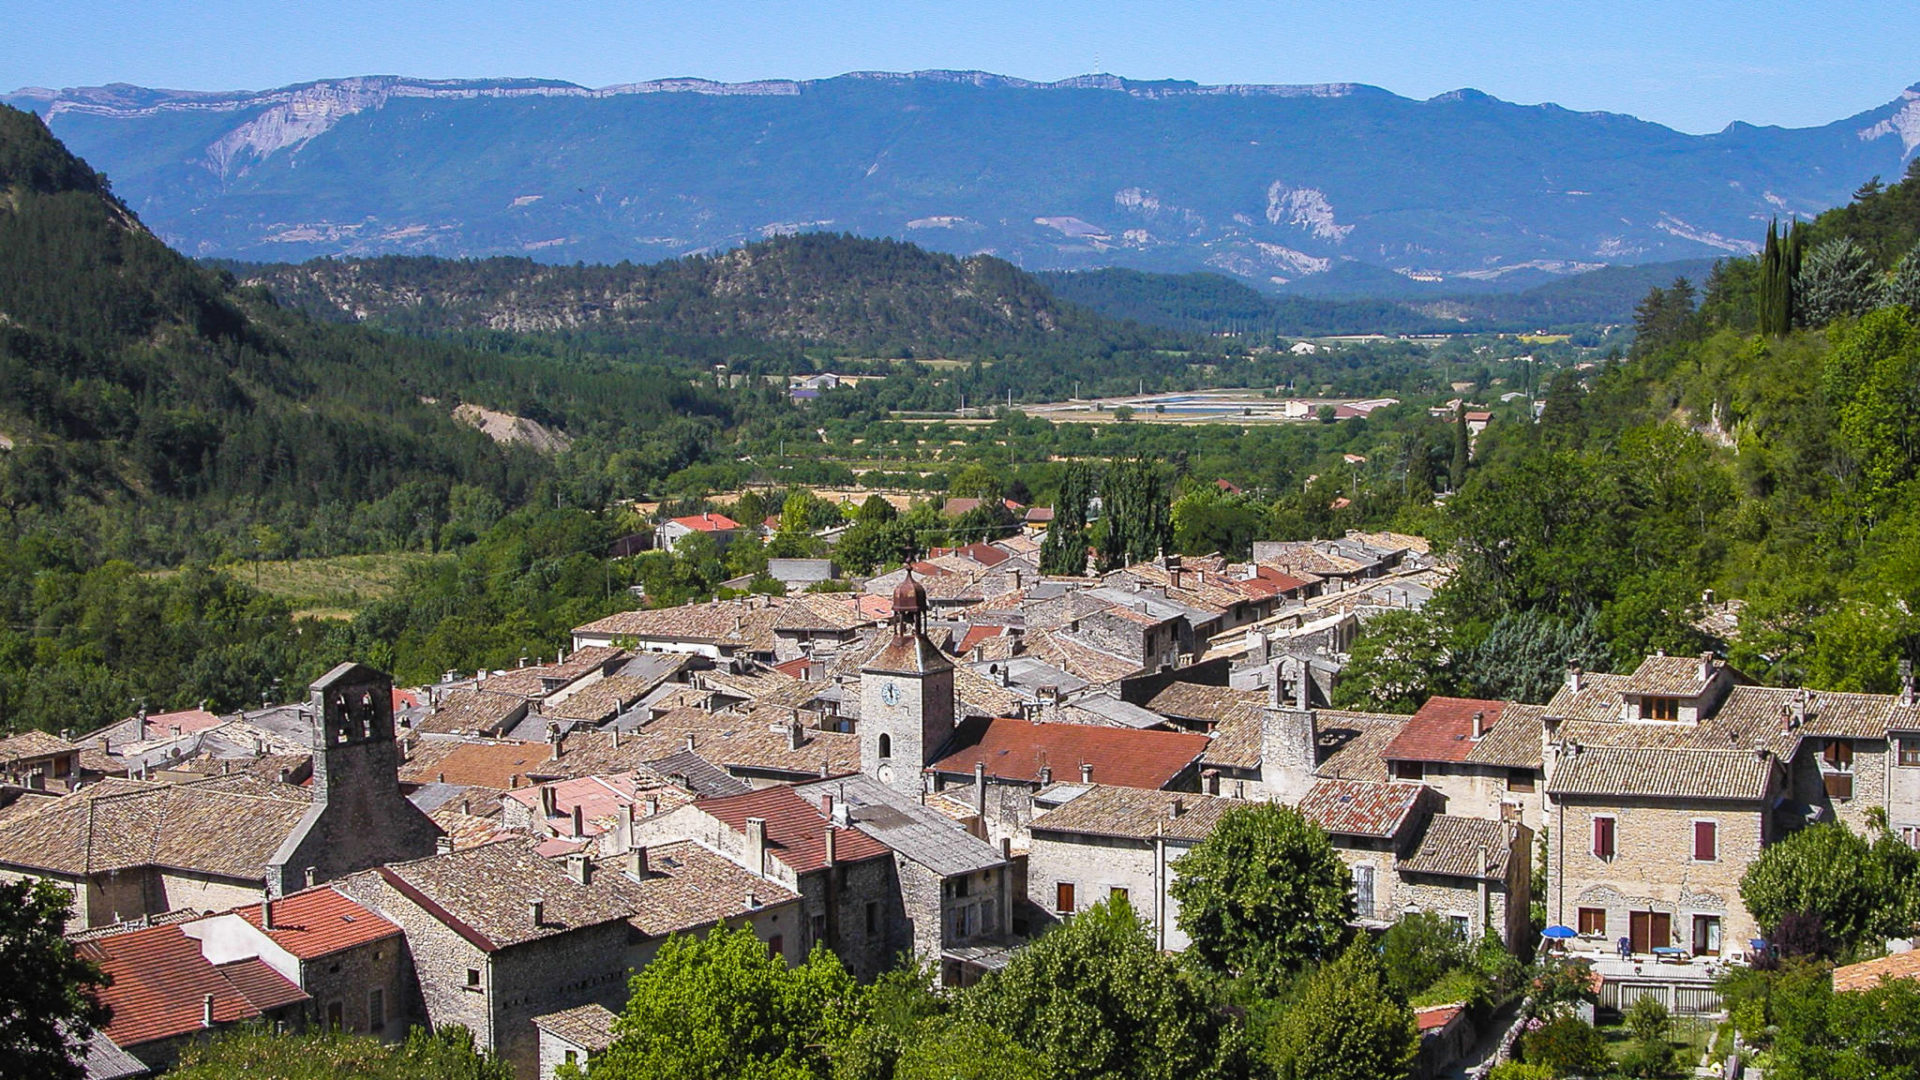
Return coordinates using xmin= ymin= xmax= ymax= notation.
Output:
xmin=627 ymin=785 xmax=902 ymax=980
xmin=532 ymin=1003 xmax=617 ymax=1080
xmin=793 ymin=774 xmax=1016 ymax=985
xmin=1026 ymin=786 xmax=1228 ymax=950
xmin=1380 ymin=696 xmax=1546 ymax=829
xmin=0 ymin=729 xmax=81 ymax=790
xmin=656 ymin=511 xmax=740 ymax=553
xmin=223 ymin=886 xmax=410 ymax=1039
xmin=336 ymin=841 xmax=643 ymax=1080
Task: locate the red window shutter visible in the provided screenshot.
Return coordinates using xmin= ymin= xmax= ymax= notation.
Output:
xmin=1593 ymin=817 xmax=1614 ymax=858
xmin=1694 ymin=821 xmax=1716 ymax=861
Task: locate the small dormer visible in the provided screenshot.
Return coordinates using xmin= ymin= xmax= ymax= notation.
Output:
xmin=1621 ymin=652 xmax=1742 ymax=724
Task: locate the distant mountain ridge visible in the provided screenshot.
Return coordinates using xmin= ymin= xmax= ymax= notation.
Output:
xmin=11 ymin=71 xmax=1920 ymax=286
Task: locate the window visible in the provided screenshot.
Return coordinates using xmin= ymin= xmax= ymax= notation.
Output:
xmin=565 ymin=1050 xmax=579 ymax=1067
xmin=1507 ymin=768 xmax=1536 ymax=793
xmin=465 ymin=968 xmax=482 ymax=992
xmin=1109 ymin=886 xmax=1129 ymax=903
xmin=327 ymin=1001 xmax=343 ymax=1031
xmin=1693 ymin=914 xmax=1722 ymax=957
xmin=1644 ymin=696 xmax=1682 ymax=721
xmin=1055 ymin=882 xmax=1076 ymax=914
xmin=1824 ymin=739 xmax=1855 ymax=771
xmin=1693 ymin=821 xmax=1717 ymax=862
xmin=877 ymin=733 xmax=892 ymax=759
xmin=1351 ymin=864 xmax=1375 ymax=918
xmin=1592 ymin=816 xmax=1616 ymax=860
xmin=952 ymin=876 xmax=971 ymax=899
xmin=367 ymin=988 xmax=385 ymax=1032
xmin=811 ymin=913 xmax=827 ymax=943
xmin=1448 ymin=915 xmax=1471 ymax=939
xmin=1392 ymin=760 xmax=1424 ymax=781
xmin=1825 ymin=772 xmax=1855 ymax=801
xmin=1578 ymin=907 xmax=1607 ymax=936
xmin=865 ymin=902 xmax=878 ymax=935
xmin=1900 ymin=738 xmax=1920 ymax=767
xmin=767 ymin=935 xmax=783 ymax=960
xmin=950 ymin=906 xmax=972 ymax=941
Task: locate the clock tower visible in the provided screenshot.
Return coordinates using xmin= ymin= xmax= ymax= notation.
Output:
xmin=860 ymin=572 xmax=956 ymax=797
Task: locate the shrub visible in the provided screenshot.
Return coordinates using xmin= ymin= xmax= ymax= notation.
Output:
xmin=1519 ymin=1016 xmax=1610 ymax=1078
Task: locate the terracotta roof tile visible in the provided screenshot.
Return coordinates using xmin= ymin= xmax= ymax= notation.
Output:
xmin=1311 ymin=710 xmax=1412 ymax=783
xmin=534 ymin=1003 xmax=620 ymax=1052
xmin=1297 ymin=778 xmax=1426 ymax=839
xmin=398 ymin=740 xmax=552 ymax=789
xmin=1463 ymin=704 xmax=1545 ymax=769
xmin=232 ymin=887 xmax=401 ymax=960
xmin=411 ymin=689 xmax=529 ymax=736
xmin=696 ymin=787 xmax=891 ymax=874
xmin=611 ymin=840 xmax=800 ymax=936
xmin=0 ymin=782 xmax=309 ymax=880
xmin=368 ymin=840 xmax=637 ymax=950
xmin=78 ymin=923 xmax=308 ymax=1047
xmin=1383 ymin=697 xmax=1509 ymax=765
xmin=1835 ymin=951 xmax=1920 ymax=993
xmin=1146 ymin=682 xmax=1264 ymax=728
xmin=928 ymin=716 xmax=1208 ymax=789
xmin=0 ymin=729 xmax=78 ymax=764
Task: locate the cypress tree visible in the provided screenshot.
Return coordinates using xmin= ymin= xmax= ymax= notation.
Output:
xmin=1448 ymin=405 xmax=1470 ymax=492
xmin=1759 ymin=219 xmax=1781 ymax=336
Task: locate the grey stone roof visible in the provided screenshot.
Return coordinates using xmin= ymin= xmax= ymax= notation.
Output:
xmin=532 ymin=1003 xmax=619 ymax=1052
xmin=792 ymin=774 xmax=1005 ymax=878
xmin=645 ymin=749 xmax=752 ymax=798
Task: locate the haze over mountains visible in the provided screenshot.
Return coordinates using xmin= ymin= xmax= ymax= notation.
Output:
xmin=10 ymin=71 xmax=1920 ymax=288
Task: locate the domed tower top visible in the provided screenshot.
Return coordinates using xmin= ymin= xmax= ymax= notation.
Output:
xmin=891 ymin=570 xmax=927 ymax=634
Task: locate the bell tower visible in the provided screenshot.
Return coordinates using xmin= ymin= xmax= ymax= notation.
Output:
xmin=860 ymin=573 xmax=956 ymax=797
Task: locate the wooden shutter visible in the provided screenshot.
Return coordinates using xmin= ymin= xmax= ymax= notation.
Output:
xmin=1056 ymin=882 xmax=1075 ymax=913
xmin=1824 ymin=772 xmax=1854 ymax=800
xmin=1693 ymin=821 xmax=1717 ymax=861
xmin=1593 ymin=817 xmax=1615 ymax=858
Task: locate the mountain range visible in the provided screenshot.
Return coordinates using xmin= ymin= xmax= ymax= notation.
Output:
xmin=9 ymin=71 xmax=1920 ymax=288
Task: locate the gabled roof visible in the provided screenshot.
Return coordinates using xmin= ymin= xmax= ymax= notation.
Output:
xmin=605 ymin=840 xmax=799 ymax=937
xmin=667 ymin=512 xmax=740 ymax=532
xmin=1397 ymin=815 xmax=1514 ymax=880
xmin=78 ymin=922 xmax=309 ymax=1048
xmin=863 ymin=629 xmax=955 ymax=675
xmin=1296 ymin=778 xmax=1426 ymax=840
xmin=696 ymin=786 xmax=891 ymax=874
xmin=1463 ymin=703 xmax=1545 ymax=769
xmin=927 ymin=716 xmax=1209 ymax=789
xmin=1622 ymin=653 xmax=1743 ymax=698
xmin=1834 ymin=950 xmax=1920 ymax=993
xmin=0 ymin=729 xmax=77 ymax=764
xmin=231 ymin=887 xmax=403 ymax=960
xmin=0 ymin=782 xmax=309 ymax=880
xmin=534 ymin=1003 xmax=620 ymax=1053
xmin=370 ymin=840 xmax=637 ymax=951
xmin=794 ymin=775 xmax=1005 ymax=877
xmin=1382 ymin=697 xmax=1509 ymax=765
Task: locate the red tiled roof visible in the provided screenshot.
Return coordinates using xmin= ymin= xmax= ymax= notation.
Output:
xmin=696 ymin=787 xmax=890 ymax=874
xmin=1296 ymin=778 xmax=1427 ymax=839
xmin=1382 ymin=697 xmax=1509 ymax=765
xmin=669 ymin=513 xmax=740 ymax=532
xmin=136 ymin=709 xmax=223 ymax=736
xmin=401 ymin=741 xmax=550 ymax=789
xmin=1835 ymin=951 xmax=1920 ymax=992
xmin=773 ymin=656 xmax=814 ymax=678
xmin=955 ymin=542 xmax=1010 ymax=567
xmin=1215 ymin=479 xmax=1243 ymax=494
xmin=1254 ymin=566 xmax=1313 ymax=592
xmin=79 ymin=923 xmax=309 ymax=1048
xmin=1417 ymin=1004 xmax=1464 ymax=1032
xmin=928 ymin=716 xmax=1209 ymax=789
xmin=1025 ymin=507 xmax=1055 ymax=522
xmin=233 ymin=887 xmax=402 ymax=960
xmin=958 ymin=625 xmax=1007 ymax=654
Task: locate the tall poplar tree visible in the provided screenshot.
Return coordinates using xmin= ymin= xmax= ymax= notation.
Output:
xmin=1039 ymin=462 xmax=1095 ymax=576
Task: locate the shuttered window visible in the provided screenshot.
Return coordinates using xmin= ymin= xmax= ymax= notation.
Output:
xmin=1055 ymin=882 xmax=1075 ymax=914
xmin=1578 ymin=907 xmax=1607 ymax=936
xmin=1592 ymin=816 xmax=1616 ymax=859
xmin=1693 ymin=820 xmax=1717 ymax=862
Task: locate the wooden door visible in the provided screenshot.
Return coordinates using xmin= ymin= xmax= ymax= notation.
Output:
xmin=1629 ymin=911 xmax=1650 ymax=954
xmin=1651 ymin=912 xmax=1672 ymax=949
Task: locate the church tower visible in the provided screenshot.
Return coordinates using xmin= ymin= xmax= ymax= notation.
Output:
xmin=268 ymin=662 xmax=442 ymax=895
xmin=860 ymin=573 xmax=956 ymax=797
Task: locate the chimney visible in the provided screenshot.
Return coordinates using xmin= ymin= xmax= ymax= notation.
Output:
xmin=1080 ymin=762 xmax=1093 ymax=783
xmin=999 ymin=836 xmax=1012 ymax=861
xmin=788 ymin=719 xmax=804 ymax=751
xmin=98 ymin=735 xmax=110 ymax=754
xmin=201 ymin=993 xmax=215 ymax=1028
xmin=436 ymin=835 xmax=455 ymax=855
xmin=1901 ymin=659 xmax=1915 ymax=708
xmin=541 ymin=786 xmax=558 ymax=818
xmin=993 ymin=664 xmax=1010 ymax=688
xmin=646 ymin=795 xmax=660 ymax=816
xmin=745 ymin=890 xmax=759 ymax=910
xmin=629 ymin=847 xmax=649 ymax=879
xmin=1699 ymin=652 xmax=1715 ymax=683
xmin=1567 ymin=663 xmax=1583 ymax=694
xmin=530 ymin=899 xmax=545 ymax=927
xmin=974 ymin=761 xmax=988 ymax=816
xmin=745 ymin=817 xmax=768 ymax=874
xmin=821 ymin=792 xmax=835 ymax=820
xmin=261 ymin=890 xmax=275 ymax=930
xmin=303 ymin=866 xmax=316 ymax=889
xmin=1169 ymin=797 xmax=1185 ymax=819
xmin=612 ymin=728 xmax=621 ymax=749
xmin=825 ymin=824 xmax=838 ymax=867
xmin=567 ymin=853 xmax=591 ymax=885
xmin=685 ymin=732 xmax=697 ymax=753
xmin=1038 ymin=765 xmax=1052 ymax=786
xmin=1471 ymin=711 xmax=1487 ymax=740
xmin=571 ymin=803 xmax=585 ymax=838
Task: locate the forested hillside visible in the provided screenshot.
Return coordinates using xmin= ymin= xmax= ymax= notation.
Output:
xmin=1341 ymin=158 xmax=1920 ymax=706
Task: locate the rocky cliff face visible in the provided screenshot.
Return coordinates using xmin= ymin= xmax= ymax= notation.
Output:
xmin=11 ymin=71 xmax=1917 ymax=285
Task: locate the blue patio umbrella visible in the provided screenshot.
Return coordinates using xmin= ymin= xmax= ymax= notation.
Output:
xmin=1541 ymin=925 xmax=1578 ymax=940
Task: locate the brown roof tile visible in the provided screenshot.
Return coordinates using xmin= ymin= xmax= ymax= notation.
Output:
xmin=1397 ymin=815 xmax=1515 ymax=880
xmin=533 ymin=1003 xmax=620 ymax=1052
xmin=1146 ymin=682 xmax=1265 ymax=728
xmin=1312 ymin=710 xmax=1412 ymax=783
xmin=232 ymin=887 xmax=403 ymax=960
xmin=1834 ymin=951 xmax=1920 ymax=993
xmin=610 ymin=840 xmax=799 ymax=936
xmin=1200 ymin=709 xmax=1263 ymax=770
xmin=78 ymin=923 xmax=309 ymax=1048
xmin=696 ymin=787 xmax=891 ymax=874
xmin=0 ymin=782 xmax=310 ymax=880
xmin=1463 ymin=704 xmax=1546 ymax=769
xmin=411 ymin=689 xmax=530 ymax=736
xmin=0 ymin=729 xmax=77 ymax=764
xmin=399 ymin=740 xmax=552 ymax=789
xmin=1029 ymin=786 xmax=1229 ymax=842
xmin=1544 ymin=746 xmax=1776 ymax=802
xmin=370 ymin=840 xmax=638 ymax=950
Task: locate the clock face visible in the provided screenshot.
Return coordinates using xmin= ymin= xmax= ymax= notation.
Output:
xmin=881 ymin=681 xmax=901 ymax=706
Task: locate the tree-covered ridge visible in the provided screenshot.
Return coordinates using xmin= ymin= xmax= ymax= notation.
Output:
xmin=233 ymin=234 xmax=1164 ymax=359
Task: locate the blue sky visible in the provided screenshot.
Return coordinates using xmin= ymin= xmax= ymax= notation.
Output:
xmin=7 ymin=0 xmax=1918 ymax=134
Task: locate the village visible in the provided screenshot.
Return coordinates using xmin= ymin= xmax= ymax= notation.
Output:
xmin=4 ymin=513 xmax=1917 ymax=1080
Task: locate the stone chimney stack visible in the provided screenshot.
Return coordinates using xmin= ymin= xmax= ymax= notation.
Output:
xmin=1901 ymin=660 xmax=1915 ymax=708
xmin=1261 ymin=700 xmax=1318 ymax=804
xmin=571 ymin=803 xmax=585 ymax=838
xmin=974 ymin=761 xmax=987 ymax=817
xmin=1472 ymin=711 xmax=1487 ymax=740
xmin=1699 ymin=652 xmax=1715 ymax=683
xmin=1080 ymin=762 xmax=1093 ymax=783
xmin=202 ymin=993 xmax=215 ymax=1028
xmin=745 ymin=817 xmax=768 ymax=875
xmin=567 ymin=853 xmax=591 ymax=886
xmin=436 ymin=835 xmax=454 ymax=855
xmin=1039 ymin=765 xmax=1052 ymax=786
xmin=541 ymin=786 xmax=557 ymax=819
xmin=1567 ymin=663 xmax=1583 ymax=694
xmin=1169 ymin=797 xmax=1185 ymax=819
xmin=261 ymin=890 xmax=275 ymax=931
xmin=824 ymin=824 xmax=838 ymax=868
xmin=629 ymin=846 xmax=649 ymax=879
xmin=529 ymin=899 xmax=545 ymax=927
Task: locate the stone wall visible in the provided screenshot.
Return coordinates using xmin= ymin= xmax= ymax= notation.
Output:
xmin=299 ymin=935 xmax=411 ymax=1039
xmin=1547 ymin=796 xmax=1764 ymax=955
xmin=491 ymin=925 xmax=632 ymax=1080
